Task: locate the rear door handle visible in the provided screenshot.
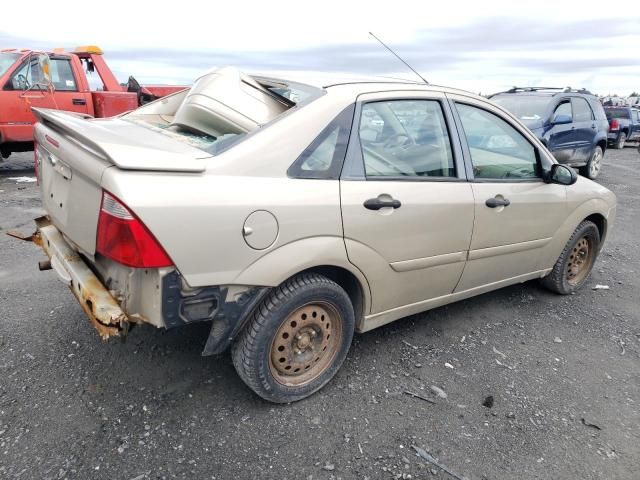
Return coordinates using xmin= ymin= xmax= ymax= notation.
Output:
xmin=72 ymin=98 xmax=86 ymax=105
xmin=485 ymin=197 xmax=511 ymax=208
xmin=364 ymin=197 xmax=402 ymax=210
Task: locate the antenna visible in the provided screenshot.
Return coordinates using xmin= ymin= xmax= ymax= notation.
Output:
xmin=368 ymin=32 xmax=429 ymax=85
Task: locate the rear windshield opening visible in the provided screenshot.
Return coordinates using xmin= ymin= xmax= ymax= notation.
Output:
xmin=122 ymin=69 xmax=324 ymax=156
xmin=604 ymin=108 xmax=630 ymax=119
xmin=491 ymin=94 xmax=551 ymax=122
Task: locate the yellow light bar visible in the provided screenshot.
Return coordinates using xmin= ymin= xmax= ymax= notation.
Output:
xmin=74 ymin=45 xmax=103 ymax=55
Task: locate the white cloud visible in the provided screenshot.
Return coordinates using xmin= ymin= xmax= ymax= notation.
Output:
xmin=2 ymin=0 xmax=639 ymax=95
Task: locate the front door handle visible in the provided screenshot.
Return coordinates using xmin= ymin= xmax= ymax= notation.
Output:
xmin=364 ymin=197 xmax=402 ymax=210
xmin=485 ymin=197 xmax=511 ymax=208
xmin=72 ymin=98 xmax=86 ymax=105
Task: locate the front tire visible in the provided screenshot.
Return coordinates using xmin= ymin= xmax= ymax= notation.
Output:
xmin=541 ymin=220 xmax=600 ymax=294
xmin=580 ymin=146 xmax=603 ymax=179
xmin=231 ymin=273 xmax=355 ymax=403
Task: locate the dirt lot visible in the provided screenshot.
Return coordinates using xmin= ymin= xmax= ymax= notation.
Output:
xmin=0 ymin=148 xmax=638 ymax=480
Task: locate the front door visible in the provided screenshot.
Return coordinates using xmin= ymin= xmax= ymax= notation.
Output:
xmin=449 ymin=97 xmax=568 ymax=292
xmin=0 ymin=55 xmax=90 ymax=142
xmin=340 ymin=92 xmax=475 ymax=318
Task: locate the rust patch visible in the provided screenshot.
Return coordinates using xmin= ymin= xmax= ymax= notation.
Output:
xmin=77 ymin=276 xmax=126 ymax=340
xmin=5 ymin=229 xmax=36 ymax=241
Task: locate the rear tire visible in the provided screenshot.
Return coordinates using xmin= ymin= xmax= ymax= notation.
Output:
xmin=231 ymin=273 xmax=355 ymax=403
xmin=616 ymin=132 xmax=626 ymax=149
xmin=540 ymin=220 xmax=600 ymax=294
xmin=579 ymin=146 xmax=603 ymax=179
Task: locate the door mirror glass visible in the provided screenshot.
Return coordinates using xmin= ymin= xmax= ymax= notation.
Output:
xmin=35 ymin=53 xmax=53 ymax=88
xmin=547 ymin=164 xmax=577 ymax=185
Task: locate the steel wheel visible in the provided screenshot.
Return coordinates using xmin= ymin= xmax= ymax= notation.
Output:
xmin=269 ymin=302 xmax=342 ymax=386
xmin=589 ymin=148 xmax=602 ymax=178
xmin=566 ymin=236 xmax=595 ymax=286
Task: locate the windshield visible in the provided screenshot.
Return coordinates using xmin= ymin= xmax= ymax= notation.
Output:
xmin=491 ymin=94 xmax=551 ymax=123
xmin=0 ymin=52 xmax=20 ymax=77
xmin=604 ymin=108 xmax=630 ymax=119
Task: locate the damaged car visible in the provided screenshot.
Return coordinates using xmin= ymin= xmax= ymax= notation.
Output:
xmin=25 ymin=67 xmax=616 ymax=402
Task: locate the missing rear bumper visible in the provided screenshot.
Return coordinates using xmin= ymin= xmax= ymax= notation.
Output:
xmin=31 ymin=217 xmax=127 ymax=339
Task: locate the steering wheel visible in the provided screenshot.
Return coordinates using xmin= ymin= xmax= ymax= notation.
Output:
xmin=17 ymin=74 xmax=31 ymax=90
xmin=383 ymin=133 xmax=413 ymax=150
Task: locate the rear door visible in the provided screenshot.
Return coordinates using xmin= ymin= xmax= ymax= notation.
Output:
xmin=448 ymin=95 xmax=568 ymax=292
xmin=631 ymin=109 xmax=640 ymax=141
xmin=571 ymin=96 xmax=597 ymax=161
xmin=547 ymin=99 xmax=576 ymax=163
xmin=340 ymin=91 xmax=474 ymax=316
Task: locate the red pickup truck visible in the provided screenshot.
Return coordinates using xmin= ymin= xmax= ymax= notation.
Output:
xmin=0 ymin=45 xmax=186 ymax=159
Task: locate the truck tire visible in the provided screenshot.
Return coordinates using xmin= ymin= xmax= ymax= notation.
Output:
xmin=231 ymin=273 xmax=355 ymax=403
xmin=579 ymin=146 xmax=603 ymax=179
xmin=616 ymin=132 xmax=626 ymax=149
xmin=540 ymin=220 xmax=600 ymax=295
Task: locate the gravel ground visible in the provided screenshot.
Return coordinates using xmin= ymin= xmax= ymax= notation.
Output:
xmin=0 ymin=149 xmax=639 ymax=480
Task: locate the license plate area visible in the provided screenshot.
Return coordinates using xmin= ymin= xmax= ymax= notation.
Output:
xmin=41 ymin=150 xmax=72 ymax=226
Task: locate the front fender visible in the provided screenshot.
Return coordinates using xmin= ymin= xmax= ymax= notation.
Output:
xmin=541 ymin=196 xmax=614 ymax=269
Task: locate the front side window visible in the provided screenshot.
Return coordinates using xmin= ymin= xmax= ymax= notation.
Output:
xmin=0 ymin=52 xmax=20 ymax=78
xmin=359 ymin=100 xmax=455 ymax=178
xmin=552 ymin=101 xmax=572 ymax=122
xmin=4 ymin=56 xmax=77 ymax=92
xmin=572 ymin=97 xmax=594 ymax=122
xmin=456 ymin=103 xmax=539 ymax=180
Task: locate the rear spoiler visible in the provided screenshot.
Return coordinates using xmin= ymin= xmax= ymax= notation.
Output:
xmin=32 ymin=108 xmax=207 ymax=173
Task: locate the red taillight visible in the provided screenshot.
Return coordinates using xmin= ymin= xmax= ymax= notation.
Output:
xmin=96 ymin=191 xmax=173 ymax=268
xmin=610 ymin=119 xmax=619 ymax=130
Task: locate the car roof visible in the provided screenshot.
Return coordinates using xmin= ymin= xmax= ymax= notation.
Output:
xmin=492 ymin=89 xmax=596 ymax=99
xmin=255 ymin=71 xmax=481 ymax=99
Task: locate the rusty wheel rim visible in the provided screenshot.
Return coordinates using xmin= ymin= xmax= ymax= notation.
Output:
xmin=566 ymin=236 xmax=594 ymax=286
xmin=269 ymin=302 xmax=342 ymax=386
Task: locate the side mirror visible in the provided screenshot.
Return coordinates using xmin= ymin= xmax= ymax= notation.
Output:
xmin=551 ymin=114 xmax=572 ymax=125
xmin=546 ymin=164 xmax=577 ymax=185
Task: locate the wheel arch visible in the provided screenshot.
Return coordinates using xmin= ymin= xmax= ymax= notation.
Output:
xmin=584 ymin=212 xmax=607 ymax=246
xmin=296 ymin=265 xmax=366 ymax=331
xmin=232 ymin=236 xmax=372 ymax=329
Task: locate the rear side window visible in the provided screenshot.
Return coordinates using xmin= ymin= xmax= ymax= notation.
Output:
xmin=359 ymin=100 xmax=455 ymax=178
xmin=572 ymin=97 xmax=594 ymax=122
xmin=552 ymin=101 xmax=572 ymax=122
xmin=605 ymin=108 xmax=631 ymax=119
xmin=288 ymin=104 xmax=355 ymax=179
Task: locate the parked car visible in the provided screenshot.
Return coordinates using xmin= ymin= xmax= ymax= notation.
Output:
xmin=490 ymin=87 xmax=609 ymax=179
xmin=23 ymin=68 xmax=616 ymax=402
xmin=603 ymin=105 xmax=640 ymax=149
xmin=0 ymin=46 xmax=185 ymax=159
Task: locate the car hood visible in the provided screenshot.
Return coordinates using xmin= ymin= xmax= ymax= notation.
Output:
xmin=520 ymin=118 xmax=545 ymax=130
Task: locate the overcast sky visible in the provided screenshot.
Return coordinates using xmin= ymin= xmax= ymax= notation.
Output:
xmin=2 ymin=0 xmax=639 ymax=96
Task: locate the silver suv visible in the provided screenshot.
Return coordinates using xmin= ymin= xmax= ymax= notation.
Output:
xmin=26 ymin=68 xmax=616 ymax=402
